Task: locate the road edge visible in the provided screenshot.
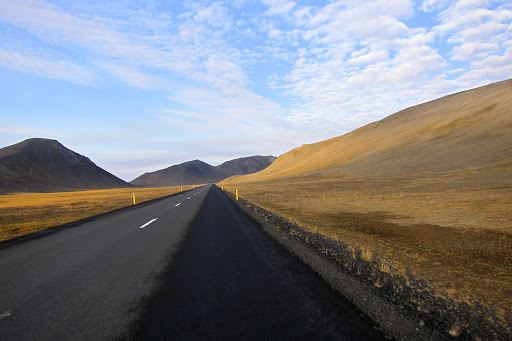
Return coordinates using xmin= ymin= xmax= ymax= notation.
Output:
xmin=0 ymin=187 xmax=200 ymax=250
xmin=219 ymin=188 xmax=511 ymax=341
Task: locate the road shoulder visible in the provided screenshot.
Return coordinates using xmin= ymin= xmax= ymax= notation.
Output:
xmin=221 ymin=189 xmax=464 ymax=341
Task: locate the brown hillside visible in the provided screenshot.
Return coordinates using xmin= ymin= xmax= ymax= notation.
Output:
xmin=234 ymin=79 xmax=512 ymax=182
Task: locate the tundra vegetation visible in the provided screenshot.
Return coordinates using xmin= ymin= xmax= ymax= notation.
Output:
xmin=221 ymin=177 xmax=512 ymax=320
xmin=0 ymin=186 xmax=187 ymax=241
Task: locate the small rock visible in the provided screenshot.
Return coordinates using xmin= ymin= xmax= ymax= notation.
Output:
xmin=449 ymin=322 xmax=464 ymax=337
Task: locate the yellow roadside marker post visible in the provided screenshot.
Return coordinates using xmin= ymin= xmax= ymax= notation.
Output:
xmin=132 ymin=193 xmax=136 ymax=205
xmin=236 ymin=189 xmax=239 ymax=200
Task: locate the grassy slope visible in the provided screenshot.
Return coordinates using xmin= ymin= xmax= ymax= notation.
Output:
xmin=242 ymin=79 xmax=512 ymax=181
xmin=221 ymin=79 xmax=512 ymax=318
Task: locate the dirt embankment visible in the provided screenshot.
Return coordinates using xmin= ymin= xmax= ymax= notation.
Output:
xmin=222 ymin=190 xmax=511 ymax=341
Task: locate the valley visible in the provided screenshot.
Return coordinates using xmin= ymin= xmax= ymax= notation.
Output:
xmin=1 ymin=79 xmax=511 ymax=339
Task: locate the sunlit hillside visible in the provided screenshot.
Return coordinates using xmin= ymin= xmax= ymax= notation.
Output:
xmin=233 ymin=79 xmax=512 ymax=183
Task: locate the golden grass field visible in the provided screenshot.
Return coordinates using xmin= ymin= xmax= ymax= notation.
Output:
xmin=221 ymin=80 xmax=512 ymax=322
xmin=0 ymin=186 xmax=193 ymax=242
xmin=222 ymin=172 xmax=512 ymax=319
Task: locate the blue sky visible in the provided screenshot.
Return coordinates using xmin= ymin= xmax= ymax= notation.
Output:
xmin=0 ymin=0 xmax=511 ymax=181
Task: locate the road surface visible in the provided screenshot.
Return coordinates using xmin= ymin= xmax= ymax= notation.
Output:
xmin=0 ymin=185 xmax=385 ymax=340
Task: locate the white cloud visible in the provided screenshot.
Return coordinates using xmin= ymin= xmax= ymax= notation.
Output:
xmin=261 ymin=1 xmax=449 ymax=137
xmin=99 ymin=63 xmax=171 ymax=89
xmin=429 ymin=0 xmax=512 ymax=88
xmin=421 ymin=0 xmax=451 ymax=12
xmin=450 ymin=41 xmax=500 ymax=61
xmin=347 ymin=49 xmax=389 ymax=66
xmin=261 ymin=0 xmax=512 ymax=138
xmin=0 ymin=49 xmax=96 ymax=84
xmin=0 ymin=0 xmax=246 ymax=94
xmin=263 ymin=0 xmax=297 ymax=16
xmin=0 ymin=0 xmax=133 ymax=56
xmin=473 ymin=45 xmax=512 ymax=68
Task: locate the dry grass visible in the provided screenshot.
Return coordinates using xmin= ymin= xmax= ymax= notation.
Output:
xmin=222 ymin=172 xmax=512 ymax=320
xmin=0 ymin=186 xmax=192 ymax=242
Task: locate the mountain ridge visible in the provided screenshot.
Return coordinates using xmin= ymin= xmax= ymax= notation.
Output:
xmin=131 ymin=155 xmax=276 ymax=186
xmin=0 ymin=138 xmax=131 ymax=194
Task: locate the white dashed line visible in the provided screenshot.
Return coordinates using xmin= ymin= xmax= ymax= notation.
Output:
xmin=0 ymin=311 xmax=11 ymax=320
xmin=175 ymin=203 xmax=181 ymax=207
xmin=139 ymin=218 xmax=158 ymax=229
xmin=187 ymin=197 xmax=191 ymax=199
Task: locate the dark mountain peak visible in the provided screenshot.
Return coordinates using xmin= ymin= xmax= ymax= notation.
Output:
xmin=131 ymin=158 xmax=220 ymax=187
xmin=0 ymin=138 xmax=93 ymax=168
xmin=1 ymin=138 xmax=61 ymax=157
xmin=152 ymin=159 xmax=216 ymax=177
xmin=217 ymin=155 xmax=277 ymax=178
xmin=17 ymin=137 xmax=59 ymax=145
xmin=0 ymin=138 xmax=130 ymax=194
xmin=130 ymin=155 xmax=276 ymax=187
xmin=25 ymin=137 xmax=60 ymax=144
xmin=10 ymin=138 xmax=65 ymax=150
xmin=180 ymin=159 xmax=212 ymax=167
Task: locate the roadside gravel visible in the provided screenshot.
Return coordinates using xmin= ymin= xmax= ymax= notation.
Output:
xmin=222 ymin=190 xmax=510 ymax=341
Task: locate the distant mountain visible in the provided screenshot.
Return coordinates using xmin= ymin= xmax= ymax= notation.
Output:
xmin=131 ymin=160 xmax=223 ymax=187
xmin=216 ymin=155 xmax=278 ymax=178
xmin=131 ymin=155 xmax=276 ymax=186
xmin=0 ymin=138 xmax=131 ymax=194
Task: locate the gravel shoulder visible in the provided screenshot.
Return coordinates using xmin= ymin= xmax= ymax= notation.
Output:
xmin=222 ymin=189 xmax=511 ymax=341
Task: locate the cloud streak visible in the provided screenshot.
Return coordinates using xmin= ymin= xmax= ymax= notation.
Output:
xmin=0 ymin=49 xmax=96 ymax=85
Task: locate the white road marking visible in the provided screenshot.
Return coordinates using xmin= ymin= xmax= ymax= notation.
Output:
xmin=0 ymin=311 xmax=11 ymax=320
xmin=175 ymin=203 xmax=181 ymax=207
xmin=188 ymin=197 xmax=191 ymax=199
xmin=139 ymin=218 xmax=158 ymax=229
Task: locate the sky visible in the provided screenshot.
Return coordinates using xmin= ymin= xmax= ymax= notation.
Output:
xmin=0 ymin=0 xmax=511 ymax=181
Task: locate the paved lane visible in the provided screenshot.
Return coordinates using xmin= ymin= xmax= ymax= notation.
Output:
xmin=1 ymin=184 xmax=385 ymax=340
xmin=129 ymin=185 xmax=385 ymax=340
xmin=0 ymin=186 xmax=209 ymax=340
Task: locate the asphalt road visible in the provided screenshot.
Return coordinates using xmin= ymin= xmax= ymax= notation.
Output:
xmin=0 ymin=185 xmax=385 ymax=340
